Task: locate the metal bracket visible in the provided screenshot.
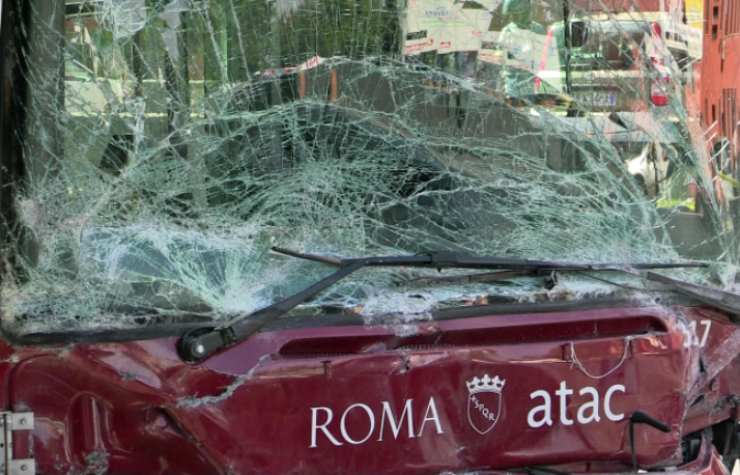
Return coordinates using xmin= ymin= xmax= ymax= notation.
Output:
xmin=0 ymin=412 xmax=34 ymax=475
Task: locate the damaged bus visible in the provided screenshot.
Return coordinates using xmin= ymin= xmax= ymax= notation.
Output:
xmin=0 ymin=0 xmax=738 ymax=474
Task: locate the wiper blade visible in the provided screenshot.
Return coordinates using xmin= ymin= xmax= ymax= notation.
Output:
xmin=405 ymin=269 xmax=539 ymax=286
xmin=646 ymin=272 xmax=740 ymax=322
xmin=271 ymin=247 xmax=706 ymax=272
xmin=177 ymin=247 xmax=706 ymax=362
xmin=519 ymin=466 xmax=571 ymax=475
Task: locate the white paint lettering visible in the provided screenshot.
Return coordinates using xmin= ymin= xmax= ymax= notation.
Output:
xmin=340 ymin=403 xmax=375 ymax=445
xmin=527 ymin=389 xmax=553 ymax=428
xmin=378 ymin=399 xmax=415 ymax=441
xmin=310 ymin=407 xmax=343 ymax=447
xmin=310 ymin=397 xmax=446 ymax=448
xmin=681 ymin=319 xmax=712 ymax=348
xmin=576 ymin=386 xmax=601 ymax=424
xmin=698 ymin=319 xmax=712 ymax=347
xmin=604 ymin=384 xmax=625 ymax=421
xmin=527 ymin=383 xmax=625 ymax=428
xmin=555 ymin=381 xmax=574 ymax=426
xmin=417 ymin=397 xmax=444 ymax=436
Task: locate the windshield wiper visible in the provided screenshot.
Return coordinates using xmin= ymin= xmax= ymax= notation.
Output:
xmin=269 ymin=247 xmax=705 ymax=272
xmin=646 ymin=272 xmax=740 ymax=322
xmin=177 ymin=247 xmax=706 ymax=362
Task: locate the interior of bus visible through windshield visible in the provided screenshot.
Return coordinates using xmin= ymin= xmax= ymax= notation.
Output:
xmin=0 ymin=0 xmax=737 ymax=335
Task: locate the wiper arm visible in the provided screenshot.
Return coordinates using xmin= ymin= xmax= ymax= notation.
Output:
xmin=177 ymin=247 xmax=706 ymax=362
xmin=178 ymin=259 xmax=366 ymax=362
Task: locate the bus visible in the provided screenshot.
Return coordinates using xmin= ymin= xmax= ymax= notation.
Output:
xmin=0 ymin=1 xmax=738 ymax=473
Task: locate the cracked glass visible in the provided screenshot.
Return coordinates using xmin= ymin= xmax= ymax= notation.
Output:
xmin=1 ymin=0 xmax=738 ymax=334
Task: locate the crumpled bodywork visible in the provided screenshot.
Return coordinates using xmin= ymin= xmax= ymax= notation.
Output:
xmin=1 ymin=303 xmax=737 ymax=474
xmin=0 ymin=0 xmax=739 ymax=474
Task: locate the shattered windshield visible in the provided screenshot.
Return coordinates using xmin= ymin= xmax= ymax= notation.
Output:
xmin=0 ymin=0 xmax=738 ymax=334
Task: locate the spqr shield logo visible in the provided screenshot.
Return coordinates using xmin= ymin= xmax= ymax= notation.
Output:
xmin=466 ymin=374 xmax=505 ymax=435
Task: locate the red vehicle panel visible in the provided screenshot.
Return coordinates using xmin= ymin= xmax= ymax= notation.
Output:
xmin=0 ymin=0 xmax=739 ymax=474
xmin=3 ymin=304 xmax=736 ymax=474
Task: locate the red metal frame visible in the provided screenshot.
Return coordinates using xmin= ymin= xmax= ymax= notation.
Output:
xmin=0 ymin=1 xmax=738 ymax=474
xmin=0 ymin=304 xmax=735 ymax=474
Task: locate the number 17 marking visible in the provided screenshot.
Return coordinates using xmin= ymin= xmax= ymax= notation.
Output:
xmin=690 ymin=319 xmax=712 ymax=348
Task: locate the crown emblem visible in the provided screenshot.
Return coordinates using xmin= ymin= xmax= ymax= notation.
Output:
xmin=466 ymin=374 xmax=505 ymax=395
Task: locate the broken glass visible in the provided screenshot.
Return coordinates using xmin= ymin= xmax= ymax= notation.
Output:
xmin=1 ymin=0 xmax=737 ymax=334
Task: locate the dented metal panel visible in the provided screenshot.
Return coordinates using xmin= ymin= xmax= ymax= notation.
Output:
xmin=0 ymin=0 xmax=737 ymax=474
xmin=0 ymin=302 xmax=736 ymax=473
xmin=0 ymin=303 xmax=735 ymax=474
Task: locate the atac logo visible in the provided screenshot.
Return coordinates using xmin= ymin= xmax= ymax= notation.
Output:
xmin=466 ymin=374 xmax=505 ymax=435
